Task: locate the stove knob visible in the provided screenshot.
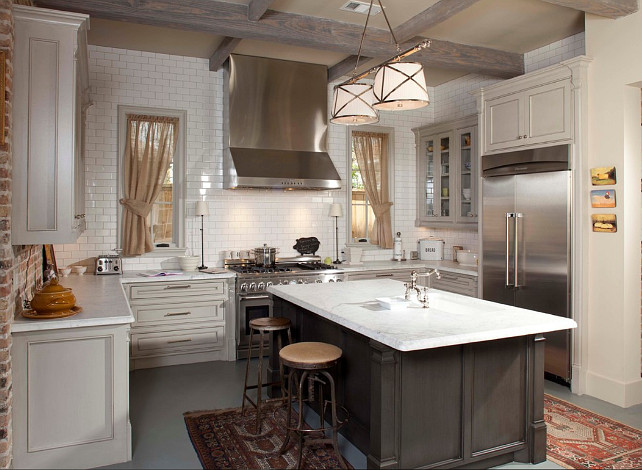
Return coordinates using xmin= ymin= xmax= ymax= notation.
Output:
xmin=302 ymin=279 xmax=308 ymax=284
xmin=266 ymin=281 xmax=273 ymax=288
xmin=257 ymin=282 xmax=265 ymax=290
xmin=288 ymin=280 xmax=297 ymax=285
xmin=329 ymin=279 xmax=335 ymax=282
xmin=297 ymin=279 xmax=304 ymax=284
xmin=240 ymin=283 xmax=248 ymax=292
xmin=315 ymin=279 xmax=322 ymax=283
xmin=336 ymin=278 xmax=343 ymax=282
xmin=249 ymin=282 xmax=257 ymax=291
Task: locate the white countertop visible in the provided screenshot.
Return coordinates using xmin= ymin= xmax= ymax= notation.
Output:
xmin=12 ymin=269 xmax=235 ymax=333
xmin=268 ymin=279 xmax=575 ymax=352
xmin=336 ymin=260 xmax=477 ymax=276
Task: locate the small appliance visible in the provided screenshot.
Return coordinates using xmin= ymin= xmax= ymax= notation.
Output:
xmin=418 ymin=238 xmax=444 ymax=260
xmin=95 ymin=255 xmax=122 ymax=275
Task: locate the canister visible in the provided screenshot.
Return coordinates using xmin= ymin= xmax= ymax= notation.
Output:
xmin=417 ymin=238 xmax=444 ymax=260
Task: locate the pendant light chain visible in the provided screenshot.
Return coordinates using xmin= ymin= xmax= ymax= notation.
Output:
xmin=377 ymin=0 xmax=401 ymax=53
xmin=353 ymin=0 xmax=375 ymax=77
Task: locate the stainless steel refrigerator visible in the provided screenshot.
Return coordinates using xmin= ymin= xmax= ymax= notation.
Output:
xmin=481 ymin=145 xmax=571 ymax=382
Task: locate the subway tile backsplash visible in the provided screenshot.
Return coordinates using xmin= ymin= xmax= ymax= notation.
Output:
xmin=54 ymin=33 xmax=584 ymax=271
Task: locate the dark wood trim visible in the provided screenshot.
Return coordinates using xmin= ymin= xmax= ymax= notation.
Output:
xmin=247 ymin=0 xmax=274 ymax=21
xmin=540 ymin=0 xmax=638 ymax=18
xmin=208 ymin=36 xmax=241 ymax=71
xmin=393 ymin=0 xmax=482 ymax=44
xmin=35 ymin=0 xmax=524 ymax=78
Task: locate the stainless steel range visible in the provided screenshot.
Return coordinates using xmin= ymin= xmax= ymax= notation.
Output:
xmin=226 ymin=257 xmax=345 ymax=359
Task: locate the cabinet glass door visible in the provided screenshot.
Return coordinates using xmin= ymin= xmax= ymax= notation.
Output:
xmin=439 ymin=136 xmax=451 ymax=218
xmin=456 ymin=127 xmax=477 ymax=223
xmin=424 ymin=138 xmax=435 ymax=217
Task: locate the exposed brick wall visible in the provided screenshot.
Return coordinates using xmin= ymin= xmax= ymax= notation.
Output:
xmin=0 ymin=1 xmax=42 ymax=467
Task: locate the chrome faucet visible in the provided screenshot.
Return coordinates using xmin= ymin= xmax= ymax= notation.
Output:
xmin=404 ymin=269 xmax=441 ymax=308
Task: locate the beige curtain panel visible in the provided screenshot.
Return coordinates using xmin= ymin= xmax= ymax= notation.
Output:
xmin=352 ymin=131 xmax=393 ymax=249
xmin=119 ymin=115 xmax=178 ymax=256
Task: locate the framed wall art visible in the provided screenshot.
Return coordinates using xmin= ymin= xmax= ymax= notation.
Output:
xmin=591 ymin=214 xmax=617 ymax=233
xmin=591 ymin=189 xmax=616 ymax=208
xmin=591 ymin=166 xmax=616 ymax=185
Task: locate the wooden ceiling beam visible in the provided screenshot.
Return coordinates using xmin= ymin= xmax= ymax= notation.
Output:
xmin=393 ymin=0 xmax=482 ymax=44
xmin=540 ymin=0 xmax=638 ymax=19
xmin=209 ymin=36 xmax=241 ymax=71
xmin=248 ymin=0 xmax=274 ymax=21
xmin=34 ymin=0 xmax=524 ymax=78
xmin=328 ymin=55 xmax=372 ymax=82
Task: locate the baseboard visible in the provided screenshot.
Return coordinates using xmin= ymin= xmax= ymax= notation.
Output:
xmin=585 ymin=370 xmax=642 ymax=407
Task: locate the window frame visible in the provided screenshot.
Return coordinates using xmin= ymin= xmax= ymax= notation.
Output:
xmin=117 ymin=105 xmax=187 ymax=257
xmin=346 ymin=125 xmax=395 ymax=250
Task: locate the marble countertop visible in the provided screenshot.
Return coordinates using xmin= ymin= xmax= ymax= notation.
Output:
xmin=268 ymin=279 xmax=575 ymax=352
xmin=12 ymin=269 xmax=235 ymax=333
xmin=13 ymin=274 xmax=135 ymax=333
xmin=336 ymin=260 xmax=477 ymax=276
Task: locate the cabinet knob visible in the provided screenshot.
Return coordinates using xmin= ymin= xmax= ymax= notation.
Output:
xmin=517 ymin=135 xmax=523 ymax=139
xmin=523 ymin=135 xmax=528 ymax=139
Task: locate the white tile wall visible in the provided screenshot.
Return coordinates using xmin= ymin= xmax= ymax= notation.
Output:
xmin=524 ymin=32 xmax=585 ymax=74
xmin=56 ymin=34 xmax=585 ymax=271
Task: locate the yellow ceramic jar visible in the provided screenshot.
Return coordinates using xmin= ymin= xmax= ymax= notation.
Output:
xmin=30 ymin=278 xmax=76 ymax=314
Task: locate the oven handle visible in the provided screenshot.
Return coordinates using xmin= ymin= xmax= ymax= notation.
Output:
xmin=240 ymin=294 xmax=271 ymax=300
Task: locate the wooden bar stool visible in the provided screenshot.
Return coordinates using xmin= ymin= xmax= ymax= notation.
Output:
xmin=241 ymin=317 xmax=292 ymax=434
xmin=278 ymin=341 xmax=348 ymax=469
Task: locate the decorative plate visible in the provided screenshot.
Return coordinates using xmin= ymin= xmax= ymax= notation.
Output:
xmin=21 ymin=305 xmax=82 ymax=320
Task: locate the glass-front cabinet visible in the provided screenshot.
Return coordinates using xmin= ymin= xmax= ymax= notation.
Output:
xmin=414 ymin=115 xmax=478 ymax=227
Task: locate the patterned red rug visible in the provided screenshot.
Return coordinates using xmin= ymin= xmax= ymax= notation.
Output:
xmin=545 ymin=394 xmax=642 ymax=469
xmin=184 ymin=404 xmax=352 ymax=469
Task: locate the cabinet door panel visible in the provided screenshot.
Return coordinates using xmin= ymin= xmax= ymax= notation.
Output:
xmin=485 ymin=96 xmax=521 ymax=152
xmin=526 ymin=80 xmax=572 ymax=145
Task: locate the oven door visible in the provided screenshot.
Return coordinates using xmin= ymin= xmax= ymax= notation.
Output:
xmin=237 ymin=293 xmax=273 ymax=359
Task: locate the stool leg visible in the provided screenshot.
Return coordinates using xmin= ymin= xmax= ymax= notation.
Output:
xmin=279 ymin=369 xmax=296 ymax=455
xmin=255 ymin=329 xmax=265 ymax=434
xmin=241 ymin=327 xmax=254 ymax=415
xmin=277 ymin=332 xmax=287 ymax=402
xmin=296 ymin=370 xmax=308 ymax=470
xmin=318 ymin=373 xmax=326 ymax=438
xmin=323 ymin=370 xmax=347 ymax=470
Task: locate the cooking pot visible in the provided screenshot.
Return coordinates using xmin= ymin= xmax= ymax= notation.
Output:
xmin=30 ymin=278 xmax=76 ymax=314
xmin=254 ymin=244 xmax=278 ymax=266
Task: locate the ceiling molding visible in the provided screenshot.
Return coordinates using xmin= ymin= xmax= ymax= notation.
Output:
xmin=34 ymin=0 xmax=523 ymax=78
xmin=393 ymin=0 xmax=483 ymax=44
xmin=209 ymin=36 xmax=241 ymax=71
xmin=248 ymin=0 xmax=274 ymax=21
xmin=540 ymin=0 xmax=638 ymax=19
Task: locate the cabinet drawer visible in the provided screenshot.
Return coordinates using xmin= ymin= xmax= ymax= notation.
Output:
xmin=131 ymin=326 xmax=224 ymax=357
xmin=432 ymin=272 xmax=478 ymax=297
xmin=128 ymin=280 xmax=225 ymax=301
xmin=133 ymin=301 xmax=223 ymax=325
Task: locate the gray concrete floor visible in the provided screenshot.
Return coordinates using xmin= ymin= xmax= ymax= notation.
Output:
xmin=101 ymin=360 xmax=642 ymax=469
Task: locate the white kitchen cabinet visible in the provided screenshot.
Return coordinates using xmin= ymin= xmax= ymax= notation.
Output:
xmin=431 ymin=271 xmax=478 ymax=297
xmin=413 ymin=115 xmax=478 ymax=227
xmin=126 ymin=278 xmax=235 ymax=369
xmin=11 ymin=5 xmax=89 ymax=244
xmin=476 ymin=59 xmax=591 ymax=156
xmin=12 ymin=324 xmax=131 ymax=469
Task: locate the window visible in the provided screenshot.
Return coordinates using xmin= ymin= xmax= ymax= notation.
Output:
xmin=118 ymin=106 xmax=186 ymax=255
xmin=348 ymin=126 xmax=394 ymax=248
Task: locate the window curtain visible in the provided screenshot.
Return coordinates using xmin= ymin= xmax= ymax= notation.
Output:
xmin=119 ymin=115 xmax=178 ymax=256
xmin=352 ymin=131 xmax=393 ymax=249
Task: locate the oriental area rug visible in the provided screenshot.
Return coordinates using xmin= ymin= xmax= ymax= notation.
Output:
xmin=184 ymin=404 xmax=352 ymax=469
xmin=545 ymin=394 xmax=642 ymax=469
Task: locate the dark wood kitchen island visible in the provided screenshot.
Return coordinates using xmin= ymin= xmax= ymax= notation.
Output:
xmin=268 ymin=279 xmax=576 ymax=469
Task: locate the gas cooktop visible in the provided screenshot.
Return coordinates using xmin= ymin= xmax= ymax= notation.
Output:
xmin=229 ymin=262 xmax=338 ymax=275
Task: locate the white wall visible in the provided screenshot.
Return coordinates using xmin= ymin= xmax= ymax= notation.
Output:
xmin=55 ymin=33 xmax=586 ymax=272
xmin=581 ymin=14 xmax=642 ymax=407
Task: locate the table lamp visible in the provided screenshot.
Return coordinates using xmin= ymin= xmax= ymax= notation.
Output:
xmin=329 ymin=203 xmax=343 ymax=264
xmin=195 ymin=201 xmax=209 ymax=270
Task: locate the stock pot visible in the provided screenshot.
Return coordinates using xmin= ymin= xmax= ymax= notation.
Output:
xmin=254 ymin=244 xmax=278 ymax=266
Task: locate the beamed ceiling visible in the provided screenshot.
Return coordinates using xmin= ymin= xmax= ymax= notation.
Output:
xmin=34 ymin=0 xmax=638 ymax=86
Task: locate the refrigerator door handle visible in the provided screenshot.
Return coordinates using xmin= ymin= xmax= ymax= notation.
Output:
xmin=514 ymin=213 xmax=523 ymax=288
xmin=506 ymin=213 xmax=515 ymax=287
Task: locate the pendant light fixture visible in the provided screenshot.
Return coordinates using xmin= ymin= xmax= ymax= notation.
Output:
xmin=330 ymin=0 xmax=431 ymax=126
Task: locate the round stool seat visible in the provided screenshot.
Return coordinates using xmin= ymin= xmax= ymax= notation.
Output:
xmin=249 ymin=317 xmax=291 ymax=331
xmin=279 ymin=342 xmax=342 ymax=370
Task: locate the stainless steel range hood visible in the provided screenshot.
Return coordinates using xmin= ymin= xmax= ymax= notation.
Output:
xmin=223 ymin=54 xmax=341 ymax=190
